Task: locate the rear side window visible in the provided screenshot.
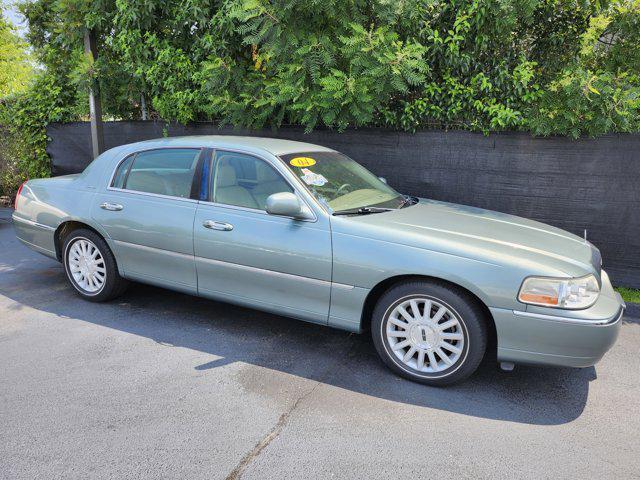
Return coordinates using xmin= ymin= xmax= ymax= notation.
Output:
xmin=111 ymin=155 xmax=133 ymax=189
xmin=112 ymin=148 xmax=201 ymax=198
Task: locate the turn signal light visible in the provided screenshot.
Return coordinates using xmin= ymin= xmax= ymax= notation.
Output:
xmin=518 ymin=275 xmax=600 ymax=309
xmin=518 ymin=293 xmax=559 ymax=306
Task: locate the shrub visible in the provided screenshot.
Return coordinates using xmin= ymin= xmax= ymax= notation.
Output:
xmin=0 ymin=73 xmax=85 ymax=196
xmin=0 ymin=0 xmax=637 ymax=190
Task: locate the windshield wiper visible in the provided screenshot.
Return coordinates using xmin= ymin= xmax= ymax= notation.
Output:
xmin=332 ymin=207 xmax=393 ymax=216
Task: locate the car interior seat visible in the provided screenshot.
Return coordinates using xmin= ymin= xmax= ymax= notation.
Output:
xmin=214 ymin=159 xmax=258 ymax=209
xmin=126 ymin=170 xmax=172 ymax=197
xmin=251 ymin=161 xmax=292 ymax=209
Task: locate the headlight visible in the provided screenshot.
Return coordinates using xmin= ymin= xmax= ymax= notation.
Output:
xmin=518 ymin=274 xmax=600 ymax=309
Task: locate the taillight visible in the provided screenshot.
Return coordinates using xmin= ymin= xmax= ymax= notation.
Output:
xmin=14 ymin=181 xmax=26 ymax=210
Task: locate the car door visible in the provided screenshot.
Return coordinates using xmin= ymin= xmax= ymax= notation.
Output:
xmin=193 ymin=149 xmax=332 ymax=324
xmin=92 ymin=147 xmax=202 ymax=294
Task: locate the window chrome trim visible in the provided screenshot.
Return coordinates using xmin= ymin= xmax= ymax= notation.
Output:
xmin=106 ymin=187 xmax=199 ymax=203
xmin=512 ymin=307 xmax=624 ymax=326
xmin=196 ymin=200 xmax=270 ymax=216
xmin=196 ymin=198 xmax=317 ymax=222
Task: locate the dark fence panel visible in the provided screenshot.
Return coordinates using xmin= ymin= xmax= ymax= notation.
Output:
xmin=47 ymin=121 xmax=640 ymax=288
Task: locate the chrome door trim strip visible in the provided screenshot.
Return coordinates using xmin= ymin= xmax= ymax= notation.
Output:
xmin=513 ymin=307 xmax=624 ymax=326
xmin=331 ymin=282 xmax=356 ymax=291
xmin=112 ymin=239 xmax=354 ymax=290
xmin=16 ymin=236 xmax=56 ymax=255
xmin=112 ymin=240 xmax=193 ymax=259
xmin=196 ymin=256 xmax=354 ymax=290
xmin=106 ymin=187 xmax=199 ymax=203
xmin=12 ymin=214 xmax=56 ymax=231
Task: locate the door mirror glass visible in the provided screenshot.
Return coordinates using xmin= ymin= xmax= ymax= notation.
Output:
xmin=266 ymin=192 xmax=309 ymax=219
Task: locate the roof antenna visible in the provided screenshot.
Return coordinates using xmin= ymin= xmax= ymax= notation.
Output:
xmin=584 ymin=229 xmax=588 ymax=242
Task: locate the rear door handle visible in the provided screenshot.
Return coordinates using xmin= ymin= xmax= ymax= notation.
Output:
xmin=203 ymin=220 xmax=234 ymax=231
xmin=100 ymin=202 xmax=123 ymax=211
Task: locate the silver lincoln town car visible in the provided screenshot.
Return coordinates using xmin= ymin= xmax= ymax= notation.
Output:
xmin=13 ymin=136 xmax=625 ymax=385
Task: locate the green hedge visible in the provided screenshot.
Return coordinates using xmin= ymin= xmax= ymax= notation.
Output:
xmin=1 ymin=0 xmax=639 ymax=195
xmin=0 ymin=73 xmax=85 ymax=196
xmin=107 ymin=0 xmax=640 ymax=135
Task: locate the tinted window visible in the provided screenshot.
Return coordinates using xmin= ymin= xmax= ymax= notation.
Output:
xmin=118 ymin=149 xmax=201 ymax=198
xmin=211 ymin=151 xmax=293 ymax=210
xmin=111 ymin=155 xmax=133 ymax=189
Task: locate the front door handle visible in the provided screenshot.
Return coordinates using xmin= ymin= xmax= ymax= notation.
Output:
xmin=203 ymin=220 xmax=234 ymax=231
xmin=100 ymin=202 xmax=123 ymax=211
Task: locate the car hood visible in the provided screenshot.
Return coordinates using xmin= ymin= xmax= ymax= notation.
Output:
xmin=334 ymin=199 xmax=601 ymax=278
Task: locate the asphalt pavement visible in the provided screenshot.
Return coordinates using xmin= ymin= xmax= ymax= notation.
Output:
xmin=1 ymin=208 xmax=639 ymax=479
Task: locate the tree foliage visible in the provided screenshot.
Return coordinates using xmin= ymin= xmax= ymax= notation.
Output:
xmin=1 ymin=0 xmax=640 ymax=194
xmin=0 ymin=13 xmax=36 ymax=196
xmin=0 ymin=8 xmax=88 ymax=196
xmin=101 ymin=0 xmax=640 ymax=136
xmin=0 ymin=15 xmax=34 ymax=98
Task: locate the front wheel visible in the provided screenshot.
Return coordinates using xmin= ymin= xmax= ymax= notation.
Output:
xmin=62 ymin=229 xmax=128 ymax=302
xmin=371 ymin=280 xmax=487 ymax=386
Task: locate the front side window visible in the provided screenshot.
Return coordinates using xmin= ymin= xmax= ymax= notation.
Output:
xmin=280 ymin=151 xmax=403 ymax=212
xmin=210 ymin=151 xmax=293 ymax=210
xmin=112 ymin=148 xmax=201 ymax=198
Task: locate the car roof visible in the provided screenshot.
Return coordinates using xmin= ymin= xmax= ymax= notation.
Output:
xmin=124 ymin=135 xmax=335 ymax=156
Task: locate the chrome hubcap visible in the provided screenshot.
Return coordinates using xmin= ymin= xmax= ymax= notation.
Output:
xmin=386 ymin=298 xmax=465 ymax=373
xmin=67 ymin=239 xmax=106 ymax=293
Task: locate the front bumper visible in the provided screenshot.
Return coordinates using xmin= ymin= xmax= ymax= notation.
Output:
xmin=491 ymin=270 xmax=625 ymax=368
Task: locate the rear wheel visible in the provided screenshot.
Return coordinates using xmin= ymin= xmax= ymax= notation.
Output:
xmin=371 ymin=280 xmax=487 ymax=386
xmin=62 ymin=229 xmax=128 ymax=302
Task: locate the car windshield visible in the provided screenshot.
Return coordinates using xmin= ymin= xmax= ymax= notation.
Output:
xmin=280 ymin=151 xmax=404 ymax=213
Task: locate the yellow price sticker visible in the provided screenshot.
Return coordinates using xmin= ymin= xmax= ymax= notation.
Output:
xmin=290 ymin=157 xmax=316 ymax=167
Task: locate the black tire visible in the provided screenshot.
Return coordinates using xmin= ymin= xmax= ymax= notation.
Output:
xmin=62 ymin=228 xmax=128 ymax=302
xmin=371 ymin=280 xmax=487 ymax=386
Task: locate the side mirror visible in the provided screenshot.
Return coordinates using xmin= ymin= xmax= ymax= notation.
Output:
xmin=378 ymin=177 xmax=388 ymax=184
xmin=266 ymin=192 xmax=312 ymax=219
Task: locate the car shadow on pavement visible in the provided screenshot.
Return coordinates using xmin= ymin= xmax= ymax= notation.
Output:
xmin=1 ymin=242 xmax=604 ymax=427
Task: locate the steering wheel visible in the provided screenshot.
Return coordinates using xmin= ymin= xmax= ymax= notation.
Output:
xmin=336 ymin=183 xmax=352 ymax=195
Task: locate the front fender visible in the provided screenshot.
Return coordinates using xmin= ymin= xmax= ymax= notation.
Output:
xmin=331 ymin=231 xmax=523 ymax=311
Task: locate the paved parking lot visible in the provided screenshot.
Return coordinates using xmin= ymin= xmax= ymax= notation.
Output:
xmin=1 ymin=209 xmax=639 ymax=479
